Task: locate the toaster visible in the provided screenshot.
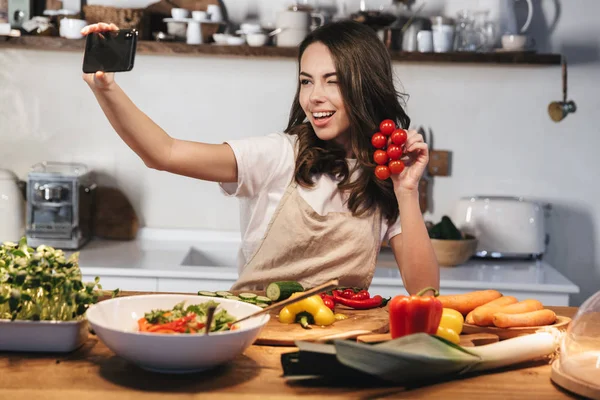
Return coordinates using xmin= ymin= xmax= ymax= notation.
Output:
xmin=451 ymin=196 xmax=550 ymax=259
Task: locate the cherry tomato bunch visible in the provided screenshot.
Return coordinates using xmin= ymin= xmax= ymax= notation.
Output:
xmin=371 ymin=119 xmax=408 ymax=180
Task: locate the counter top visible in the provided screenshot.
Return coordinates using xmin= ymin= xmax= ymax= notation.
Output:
xmin=0 ymin=300 xmax=580 ymax=400
xmin=75 ymin=228 xmax=579 ymax=294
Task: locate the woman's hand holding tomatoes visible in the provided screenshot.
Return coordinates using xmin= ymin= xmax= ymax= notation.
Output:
xmin=371 ymin=119 xmax=429 ymax=194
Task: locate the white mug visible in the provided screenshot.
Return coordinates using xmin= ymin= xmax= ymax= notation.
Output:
xmin=59 ymin=18 xmax=87 ymax=39
xmin=276 ymin=10 xmax=324 ymax=31
xmin=192 ymin=11 xmax=207 ymax=21
xmin=186 ymin=21 xmax=202 ymax=45
xmin=417 ymin=30 xmax=433 ymax=53
xmin=171 ymin=8 xmax=189 ymax=20
xmin=432 ymin=25 xmax=455 ymax=53
xmin=207 ymin=5 xmax=223 ymax=22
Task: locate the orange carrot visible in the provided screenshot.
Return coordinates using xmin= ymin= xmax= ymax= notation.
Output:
xmin=465 ymin=311 xmax=475 ymax=325
xmin=471 ymin=296 xmax=519 ymax=326
xmin=437 ymin=290 xmax=503 ymax=315
xmin=494 ymin=299 xmax=544 ymax=315
xmin=492 ymin=309 xmax=557 ymax=328
xmin=138 ymin=318 xmax=150 ymax=332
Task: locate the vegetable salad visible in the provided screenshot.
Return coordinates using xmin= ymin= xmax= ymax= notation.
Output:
xmin=138 ymin=300 xmax=237 ymax=334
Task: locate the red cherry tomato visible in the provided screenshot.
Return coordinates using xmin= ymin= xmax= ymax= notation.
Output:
xmin=373 ymin=150 xmax=389 ymax=165
xmin=371 ymin=132 xmax=387 ymax=149
xmin=342 ymin=288 xmax=355 ymax=298
xmin=391 ymin=129 xmax=407 ymax=146
xmin=379 ymin=119 xmax=396 ymax=136
xmin=375 ymin=165 xmax=391 ymax=180
xmin=389 ymin=160 xmax=405 ymax=175
xmin=387 ymin=144 xmax=403 ymax=160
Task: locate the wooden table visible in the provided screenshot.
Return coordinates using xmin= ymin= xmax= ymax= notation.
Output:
xmin=0 ymin=295 xmax=582 ymax=400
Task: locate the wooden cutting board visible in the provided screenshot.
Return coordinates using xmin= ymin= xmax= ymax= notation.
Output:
xmin=255 ymin=305 xmax=389 ymax=346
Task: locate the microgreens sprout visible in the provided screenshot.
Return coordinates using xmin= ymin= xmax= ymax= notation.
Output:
xmin=0 ymin=237 xmax=105 ymax=321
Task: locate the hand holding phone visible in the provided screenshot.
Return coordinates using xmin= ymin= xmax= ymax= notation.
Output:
xmin=82 ymin=27 xmax=138 ymax=74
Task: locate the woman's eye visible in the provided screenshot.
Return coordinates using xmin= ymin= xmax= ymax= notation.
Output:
xmin=327 ymin=81 xmax=338 ymax=84
xmin=300 ymin=79 xmax=311 ymax=85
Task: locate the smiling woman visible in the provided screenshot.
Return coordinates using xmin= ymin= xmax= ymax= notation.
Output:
xmin=80 ymin=20 xmax=439 ymax=295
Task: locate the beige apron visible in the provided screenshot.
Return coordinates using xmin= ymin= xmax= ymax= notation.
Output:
xmin=231 ymin=179 xmax=382 ymax=291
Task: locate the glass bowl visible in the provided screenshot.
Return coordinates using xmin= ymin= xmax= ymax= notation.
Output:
xmin=559 ymin=290 xmax=600 ymax=387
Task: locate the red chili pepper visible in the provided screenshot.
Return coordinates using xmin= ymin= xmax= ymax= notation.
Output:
xmin=332 ymin=289 xmax=343 ymax=298
xmin=333 ymin=291 xmax=387 ymax=309
xmin=341 ymin=288 xmax=356 ymax=299
xmin=351 ymin=290 xmax=370 ymax=300
xmin=388 ymin=287 xmax=443 ymax=339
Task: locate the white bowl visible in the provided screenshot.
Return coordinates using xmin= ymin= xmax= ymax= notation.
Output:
xmin=0 ymin=319 xmax=88 ymax=353
xmin=212 ymin=33 xmax=230 ymax=44
xmin=86 ymin=294 xmax=269 ymax=374
xmin=246 ymin=32 xmax=268 ymax=47
xmin=226 ymin=36 xmax=245 ymax=46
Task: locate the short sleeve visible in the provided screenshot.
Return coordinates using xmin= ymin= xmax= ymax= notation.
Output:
xmin=219 ymin=133 xmax=295 ymax=198
xmin=383 ymin=215 xmax=402 ymax=242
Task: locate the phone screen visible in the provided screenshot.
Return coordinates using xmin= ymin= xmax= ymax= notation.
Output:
xmin=82 ymin=29 xmax=138 ymax=74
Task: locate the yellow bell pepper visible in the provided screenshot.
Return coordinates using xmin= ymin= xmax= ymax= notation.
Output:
xmin=278 ymin=293 xmax=336 ymax=327
xmin=435 ymin=308 xmax=464 ymax=344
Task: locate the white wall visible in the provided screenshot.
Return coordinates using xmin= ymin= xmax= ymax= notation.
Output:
xmin=1 ymin=0 xmax=598 ymax=305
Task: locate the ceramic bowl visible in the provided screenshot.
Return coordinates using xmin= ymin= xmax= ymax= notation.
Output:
xmin=86 ymin=294 xmax=269 ymax=374
xmin=431 ymin=235 xmax=478 ymax=266
xmin=246 ymin=32 xmax=268 ymax=47
xmin=212 ymin=33 xmax=230 ymax=44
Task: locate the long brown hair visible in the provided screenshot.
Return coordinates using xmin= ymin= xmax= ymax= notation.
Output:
xmin=284 ymin=20 xmax=410 ymax=224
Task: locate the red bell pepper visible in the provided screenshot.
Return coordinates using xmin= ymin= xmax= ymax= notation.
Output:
xmin=388 ymin=287 xmax=443 ymax=339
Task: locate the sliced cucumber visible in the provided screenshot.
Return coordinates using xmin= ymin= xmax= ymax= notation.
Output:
xmin=255 ymin=295 xmax=272 ymax=304
xmin=239 ymin=292 xmax=257 ymax=301
xmin=198 ymin=291 xmax=217 ymax=297
xmin=225 ymin=295 xmax=242 ymax=301
xmin=265 ymin=281 xmax=304 ymax=302
xmin=216 ymin=291 xmax=233 ymax=297
xmin=256 ymin=302 xmax=269 ymax=308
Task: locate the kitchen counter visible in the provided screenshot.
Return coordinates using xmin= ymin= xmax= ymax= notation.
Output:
xmin=0 ymin=300 xmax=580 ymax=400
xmin=75 ymin=228 xmax=580 ymax=306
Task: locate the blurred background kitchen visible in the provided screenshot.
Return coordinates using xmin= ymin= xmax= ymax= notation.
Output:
xmin=0 ymin=0 xmax=597 ymax=306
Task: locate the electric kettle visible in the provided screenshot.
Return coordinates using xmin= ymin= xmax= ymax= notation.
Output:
xmin=0 ymin=169 xmax=25 ymax=242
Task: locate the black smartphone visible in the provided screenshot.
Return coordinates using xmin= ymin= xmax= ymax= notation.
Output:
xmin=82 ymin=29 xmax=138 ymax=74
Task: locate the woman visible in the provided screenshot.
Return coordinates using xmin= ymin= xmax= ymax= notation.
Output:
xmin=81 ymin=20 xmax=439 ymax=294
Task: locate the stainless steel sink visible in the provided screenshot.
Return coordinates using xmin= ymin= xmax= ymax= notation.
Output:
xmin=180 ymin=246 xmax=238 ymax=268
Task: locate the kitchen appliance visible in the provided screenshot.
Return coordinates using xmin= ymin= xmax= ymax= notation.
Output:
xmin=0 ymin=168 xmax=25 ymax=242
xmin=452 ymin=196 xmax=549 ymax=259
xmin=8 ymin=0 xmax=44 ymax=29
xmin=26 ymin=162 xmax=96 ymax=250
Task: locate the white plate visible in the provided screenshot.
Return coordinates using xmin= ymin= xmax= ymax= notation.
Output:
xmin=86 ymin=294 xmax=269 ymax=374
xmin=0 ymin=319 xmax=88 ymax=353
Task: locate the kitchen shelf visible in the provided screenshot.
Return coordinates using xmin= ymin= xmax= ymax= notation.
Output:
xmin=0 ymin=35 xmax=562 ymax=65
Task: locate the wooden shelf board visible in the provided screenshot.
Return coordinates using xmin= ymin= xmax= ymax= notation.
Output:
xmin=0 ymin=35 xmax=562 ymax=65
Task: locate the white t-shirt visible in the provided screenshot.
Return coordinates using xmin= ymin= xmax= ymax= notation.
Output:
xmin=219 ymin=132 xmax=402 ymax=272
